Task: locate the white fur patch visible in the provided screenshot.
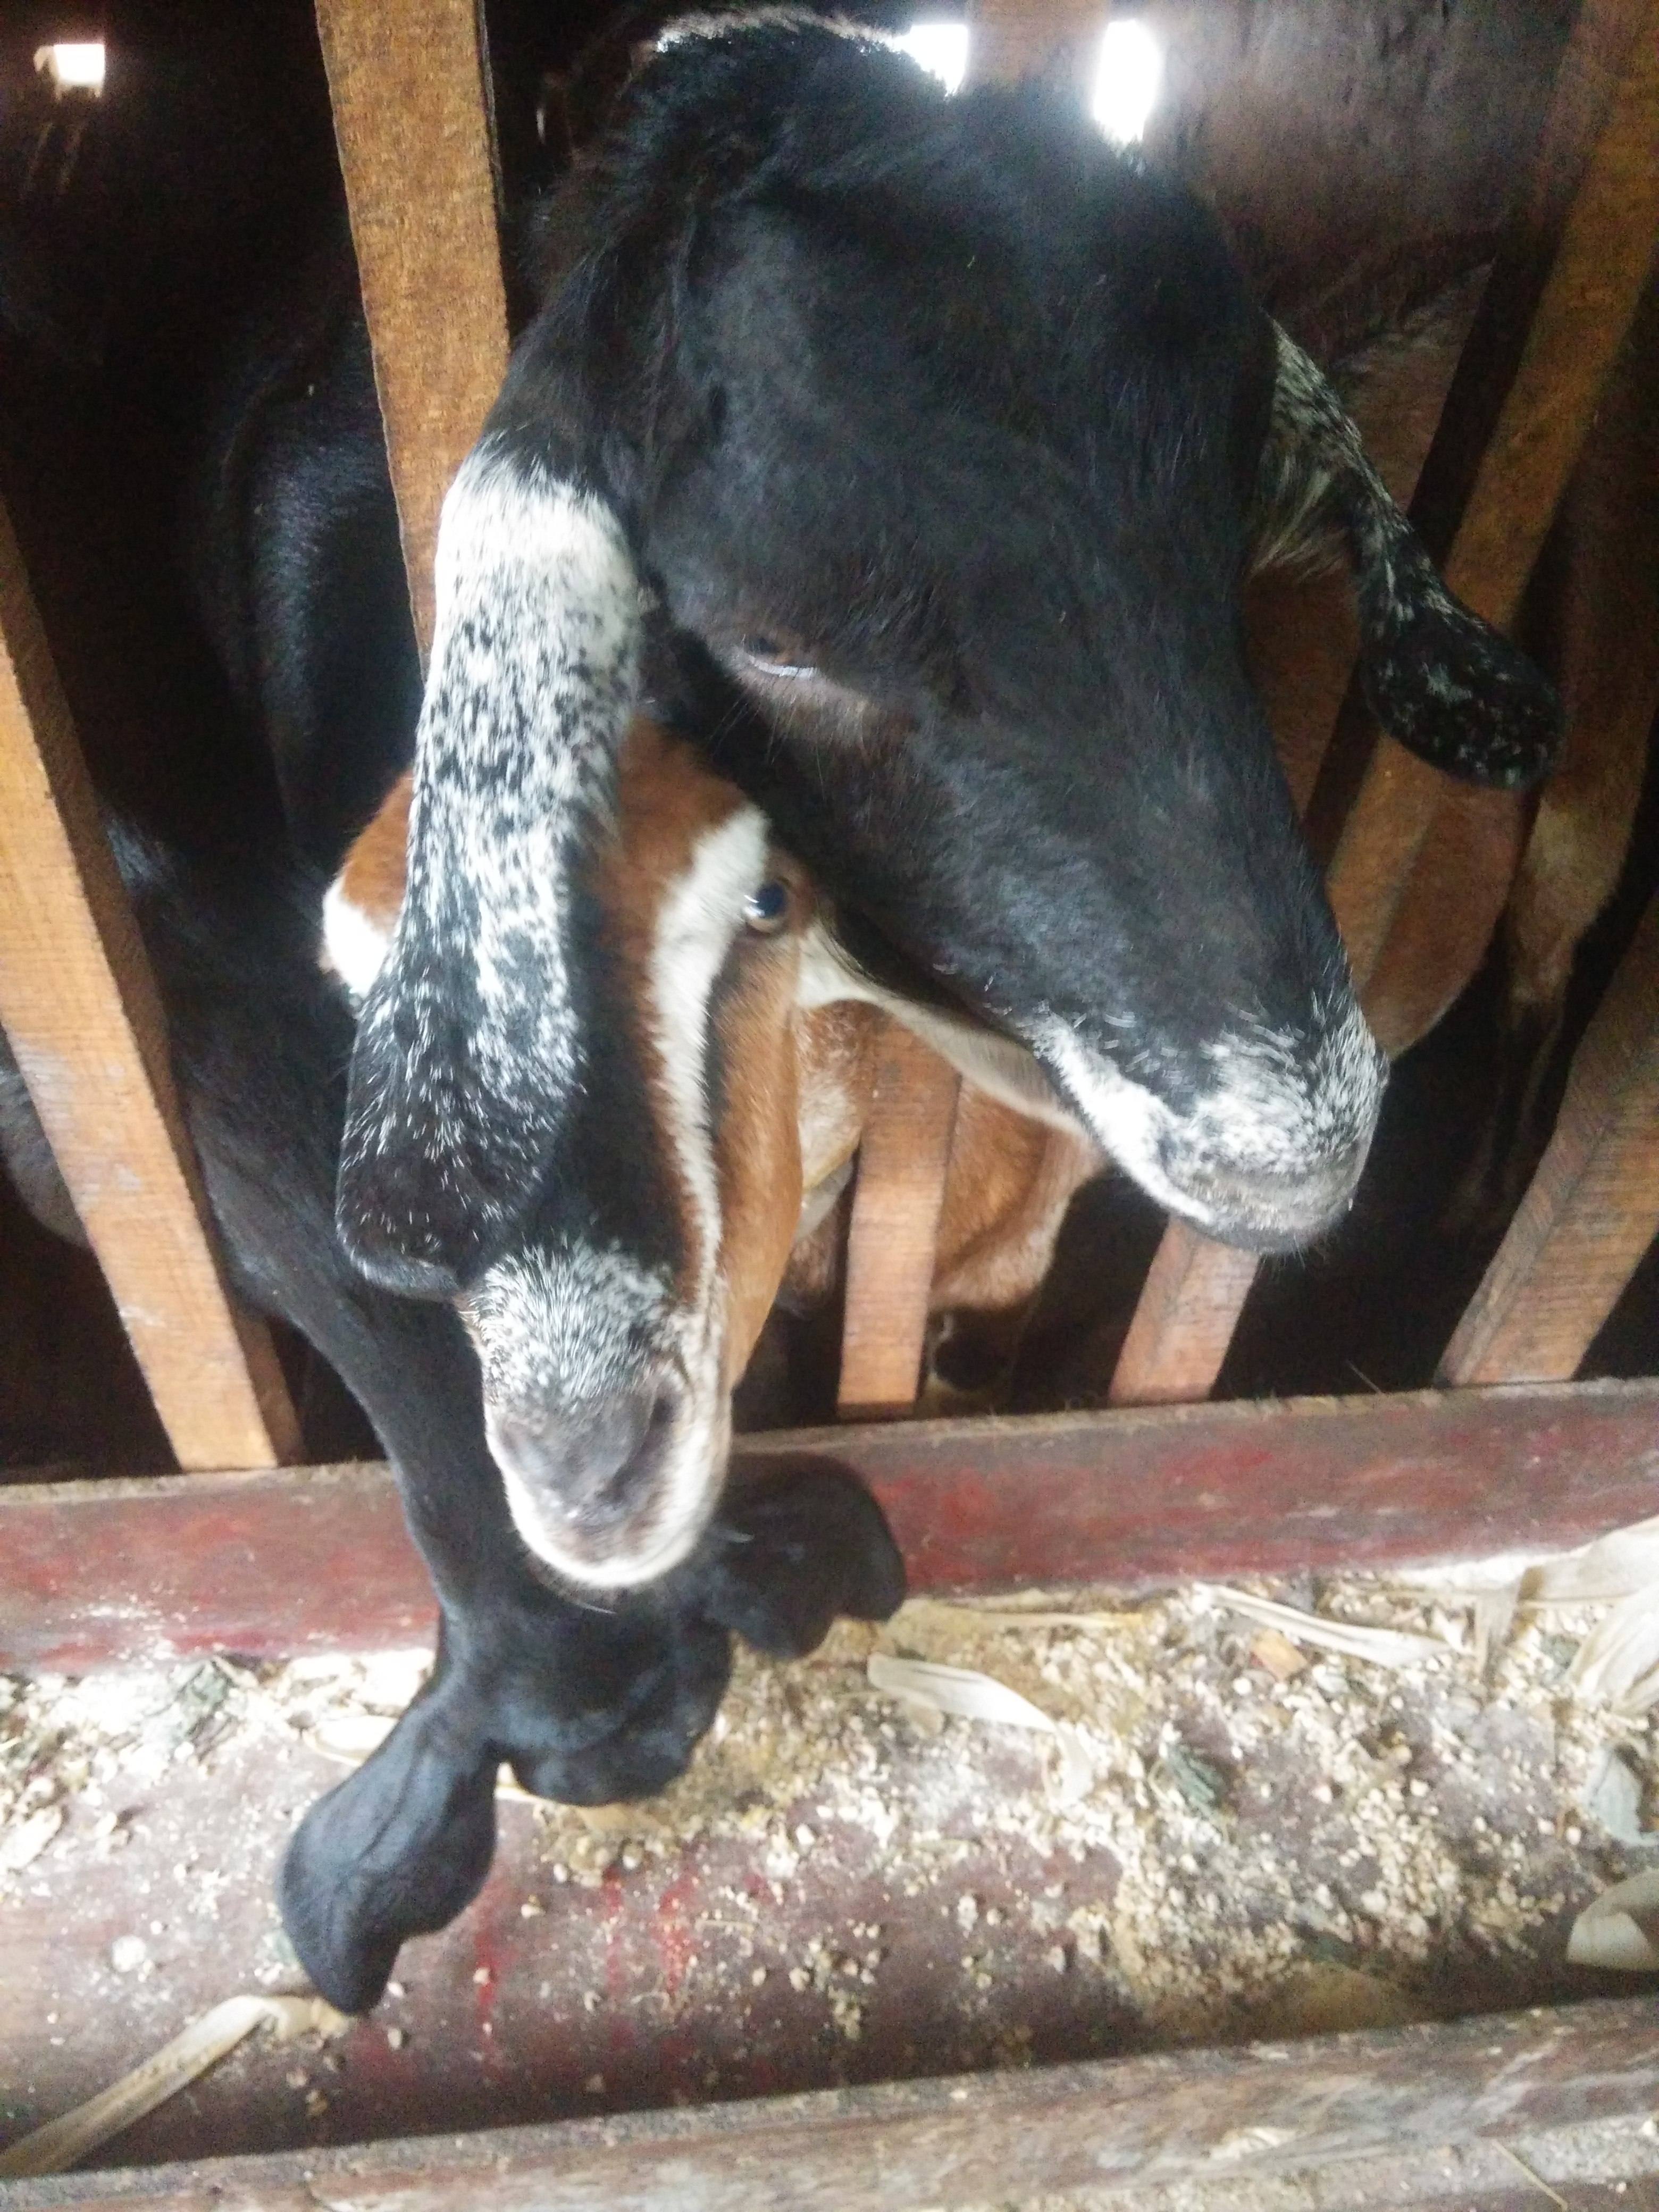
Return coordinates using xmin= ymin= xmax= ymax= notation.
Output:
xmin=320 ymin=877 xmax=392 ymax=1003
xmin=647 ymin=803 xmax=773 ymax=1298
xmin=797 ymin=1155 xmax=854 ymax=1243
xmin=797 ymin=922 xmax=1086 ymax=1137
xmin=629 ymin=801 xmax=773 ymax=1576
xmin=470 ymin=1243 xmax=726 ymax=1588
xmin=1029 ymin=995 xmax=1386 ymax=1241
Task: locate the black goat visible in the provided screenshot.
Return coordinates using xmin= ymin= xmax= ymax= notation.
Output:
xmin=341 ymin=11 xmax=1560 ymax=1590
xmin=0 ymin=40 xmax=903 ymax=2009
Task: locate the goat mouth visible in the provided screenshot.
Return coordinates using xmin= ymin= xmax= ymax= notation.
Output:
xmin=1156 ymin=1166 xmax=1364 ymax=1253
xmin=484 ymin=1388 xmax=730 ymax=1591
xmin=1027 ymin=1010 xmax=1386 ymax=1252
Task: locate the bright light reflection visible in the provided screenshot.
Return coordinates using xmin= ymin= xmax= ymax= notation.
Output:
xmin=893 ymin=21 xmax=969 ymax=95
xmin=34 ymin=41 xmax=106 ymax=94
xmin=1091 ymin=19 xmax=1161 ymax=144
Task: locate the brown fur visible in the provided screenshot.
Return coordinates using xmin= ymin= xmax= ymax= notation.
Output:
xmin=1245 ymin=269 xmax=1656 ymax=1121
xmin=325 ymin=720 xmax=1097 ymax=1412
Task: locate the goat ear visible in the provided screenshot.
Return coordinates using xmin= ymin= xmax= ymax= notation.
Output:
xmin=702 ymin=1459 xmax=908 ymax=1658
xmin=278 ymin=1682 xmax=499 ymax=2013
xmin=336 ymin=440 xmax=642 ymax=1295
xmin=1253 ymin=328 xmax=1562 ymax=792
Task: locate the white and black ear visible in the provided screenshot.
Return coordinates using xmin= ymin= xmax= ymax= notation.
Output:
xmin=1252 ymin=327 xmax=1562 ymax=791
xmin=337 ymin=435 xmax=643 ymax=1295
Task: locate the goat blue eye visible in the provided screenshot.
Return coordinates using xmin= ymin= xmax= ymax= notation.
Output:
xmin=743 ymin=880 xmax=790 ymax=933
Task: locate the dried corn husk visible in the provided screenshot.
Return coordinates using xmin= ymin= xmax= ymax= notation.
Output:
xmin=906 ymin=1598 xmax=1149 ymax=1632
xmin=1568 ymin=1588 xmax=1659 ymax=1713
xmin=1527 ymin=1517 xmax=1659 ymax=1607
xmin=1472 ymin=1586 xmax=1520 ymax=1681
xmin=1584 ymin=1746 xmax=1659 ymax=1845
xmin=0 ymin=1995 xmax=347 ymax=2178
xmin=1200 ymin=1586 xmax=1449 ymax=1669
xmin=1566 ymin=1868 xmax=1659 ymax=1972
xmin=866 ymin=1653 xmax=1057 ymax=1732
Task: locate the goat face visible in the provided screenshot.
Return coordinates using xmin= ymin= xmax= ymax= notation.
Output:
xmin=337 ymin=19 xmax=1559 ymax=1310
xmin=628 ymin=46 xmax=1392 ymax=1254
xmin=648 ymin=198 xmax=1379 ymax=1250
xmin=328 ymin=721 xmax=819 ymax=1588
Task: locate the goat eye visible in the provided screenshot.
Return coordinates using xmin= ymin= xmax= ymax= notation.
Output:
xmin=742 ymin=879 xmax=791 ymax=934
xmin=739 ymin=636 xmax=819 ymax=681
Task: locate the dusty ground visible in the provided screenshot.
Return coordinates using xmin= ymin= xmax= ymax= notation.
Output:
xmin=3 ymin=1564 xmax=1657 ymax=2175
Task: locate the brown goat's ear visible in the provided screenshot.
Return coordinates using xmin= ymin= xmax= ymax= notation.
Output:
xmin=336 ymin=442 xmax=642 ymax=1296
xmin=1253 ymin=327 xmax=1562 ymax=792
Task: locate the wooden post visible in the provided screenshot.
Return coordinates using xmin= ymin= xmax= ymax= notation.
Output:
xmin=966 ymin=0 xmax=1102 ymax=88
xmin=836 ymin=1025 xmax=961 ymax=1420
xmin=1109 ymin=0 xmax=1659 ymax=1409
xmin=313 ymin=0 xmax=510 ymax=659
xmin=1108 ymin=1222 xmax=1262 ymax=1408
xmin=0 ymin=498 xmax=300 ymax=1472
xmin=1326 ymin=0 xmax=1659 ymax=978
xmin=1441 ymin=894 xmax=1659 ymax=1385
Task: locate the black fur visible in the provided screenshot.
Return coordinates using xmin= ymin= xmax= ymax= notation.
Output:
xmin=0 ymin=42 xmax=905 ymax=2012
xmin=345 ymin=17 xmax=1553 ymax=1293
xmin=280 ymin=1456 xmax=903 ymax=2011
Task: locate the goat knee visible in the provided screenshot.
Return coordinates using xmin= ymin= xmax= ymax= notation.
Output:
xmin=699 ymin=1462 xmax=906 ymax=1658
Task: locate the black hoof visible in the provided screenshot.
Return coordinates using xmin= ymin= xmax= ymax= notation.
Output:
xmin=704 ymin=1459 xmax=907 ymax=1657
xmin=279 ymin=1689 xmax=498 ymax=2013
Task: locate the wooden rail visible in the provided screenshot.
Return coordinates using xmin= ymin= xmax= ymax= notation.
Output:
xmin=0 ymin=498 xmax=300 ymax=1473
xmin=7 ymin=1379 xmax=1659 ymax=1670
xmin=1109 ymin=0 xmax=1659 ymax=1408
xmin=1442 ymin=893 xmax=1659 ymax=1384
xmin=313 ymin=0 xmax=509 ymax=659
xmin=3 ymin=1996 xmax=1658 ymax=2211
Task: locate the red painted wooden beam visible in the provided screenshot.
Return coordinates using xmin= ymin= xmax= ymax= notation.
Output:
xmin=4 ymin=1381 xmax=1658 ymax=1670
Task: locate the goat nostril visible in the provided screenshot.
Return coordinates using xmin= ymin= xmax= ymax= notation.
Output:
xmin=487 ymin=1388 xmax=676 ymax=1531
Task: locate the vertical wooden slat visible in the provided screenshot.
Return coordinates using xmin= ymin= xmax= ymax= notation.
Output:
xmin=0 ymin=498 xmax=300 ymax=1471
xmin=837 ymin=1026 xmax=961 ymax=1421
xmin=1325 ymin=0 xmax=1659 ymax=971
xmin=966 ymin=0 xmax=1102 ymax=88
xmin=1108 ymin=1224 xmax=1261 ymax=1409
xmin=1109 ymin=0 xmax=1659 ymax=1409
xmin=1439 ymin=896 xmax=1659 ymax=1386
xmin=313 ymin=0 xmax=509 ymax=659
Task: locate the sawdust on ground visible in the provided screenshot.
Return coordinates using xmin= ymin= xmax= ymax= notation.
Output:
xmin=5 ymin=1566 xmax=1653 ymax=2058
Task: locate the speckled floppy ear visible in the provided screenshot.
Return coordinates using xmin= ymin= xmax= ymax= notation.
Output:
xmin=336 ymin=436 xmax=643 ymax=1298
xmin=1252 ymin=326 xmax=1562 ymax=792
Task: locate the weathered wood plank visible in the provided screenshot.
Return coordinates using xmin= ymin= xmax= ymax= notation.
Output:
xmin=965 ymin=0 xmax=1101 ymax=87
xmin=6 ymin=1381 xmax=1659 ymax=1669
xmin=1108 ymin=1223 xmax=1261 ymax=1407
xmin=4 ymin=1999 xmax=1658 ymax=2212
xmin=0 ymin=497 xmax=299 ymax=1473
xmin=837 ymin=1025 xmax=961 ymax=1420
xmin=1442 ymin=894 xmax=1659 ymax=1385
xmin=1326 ymin=0 xmax=1659 ymax=977
xmin=313 ymin=0 xmax=508 ymax=658
xmin=1108 ymin=0 xmax=1659 ymax=1411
